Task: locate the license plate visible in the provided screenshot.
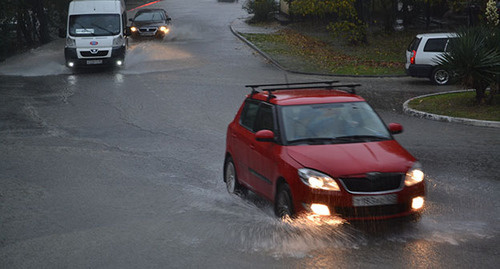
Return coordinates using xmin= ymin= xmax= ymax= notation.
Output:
xmin=86 ymin=59 xmax=103 ymax=65
xmin=353 ymin=194 xmax=397 ymax=207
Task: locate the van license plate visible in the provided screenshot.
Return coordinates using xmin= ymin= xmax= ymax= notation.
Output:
xmin=353 ymin=194 xmax=397 ymax=207
xmin=87 ymin=60 xmax=103 ymax=65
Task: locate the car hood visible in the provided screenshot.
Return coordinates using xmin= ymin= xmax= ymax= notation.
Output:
xmin=132 ymin=21 xmax=166 ymax=28
xmin=287 ymin=140 xmax=415 ymax=177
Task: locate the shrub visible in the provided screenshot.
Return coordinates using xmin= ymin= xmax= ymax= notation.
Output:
xmin=244 ymin=0 xmax=278 ymax=23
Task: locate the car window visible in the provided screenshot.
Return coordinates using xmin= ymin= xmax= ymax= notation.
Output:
xmin=280 ymin=102 xmax=391 ymax=143
xmin=423 ymin=38 xmax=448 ymax=52
xmin=254 ymin=104 xmax=274 ymax=132
xmin=407 ymin=37 xmax=421 ymax=51
xmin=240 ymin=100 xmax=259 ymax=130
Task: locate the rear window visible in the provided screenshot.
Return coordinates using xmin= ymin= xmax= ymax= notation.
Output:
xmin=407 ymin=37 xmax=421 ymax=51
xmin=423 ymin=38 xmax=448 ymax=52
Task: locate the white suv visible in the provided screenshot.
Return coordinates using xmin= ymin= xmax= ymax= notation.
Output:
xmin=405 ymin=33 xmax=457 ymax=85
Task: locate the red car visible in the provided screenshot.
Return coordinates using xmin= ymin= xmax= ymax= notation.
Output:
xmin=224 ymin=81 xmax=425 ymax=221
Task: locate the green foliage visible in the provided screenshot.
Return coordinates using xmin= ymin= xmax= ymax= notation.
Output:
xmin=437 ymin=26 xmax=500 ymax=104
xmin=289 ymin=0 xmax=356 ymax=18
xmin=244 ymin=0 xmax=278 ymax=23
xmin=327 ymin=20 xmax=367 ymax=45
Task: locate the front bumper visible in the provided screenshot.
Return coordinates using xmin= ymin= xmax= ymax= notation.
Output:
xmin=64 ymin=46 xmax=126 ymax=67
xmin=294 ymin=183 xmax=425 ymax=221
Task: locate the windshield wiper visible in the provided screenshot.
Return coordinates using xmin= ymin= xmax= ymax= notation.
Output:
xmin=334 ymin=135 xmax=390 ymax=142
xmin=288 ymin=137 xmax=338 ymax=145
xmin=91 ymin=23 xmax=117 ymax=35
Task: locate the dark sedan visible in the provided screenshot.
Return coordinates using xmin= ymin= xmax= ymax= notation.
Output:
xmin=129 ymin=8 xmax=171 ymax=39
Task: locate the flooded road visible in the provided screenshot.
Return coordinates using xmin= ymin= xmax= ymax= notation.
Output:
xmin=1 ymin=0 xmax=499 ymax=268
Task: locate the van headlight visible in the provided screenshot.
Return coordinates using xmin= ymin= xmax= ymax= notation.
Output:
xmin=66 ymin=37 xmax=76 ymax=48
xmin=113 ymin=36 xmax=125 ymax=47
xmin=299 ymin=168 xmax=340 ymax=191
xmin=405 ymin=162 xmax=424 ymax=186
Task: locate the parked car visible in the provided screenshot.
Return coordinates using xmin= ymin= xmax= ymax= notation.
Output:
xmin=405 ymin=32 xmax=457 ymax=85
xmin=129 ymin=8 xmax=171 ymax=39
xmin=224 ymin=81 xmax=425 ymax=221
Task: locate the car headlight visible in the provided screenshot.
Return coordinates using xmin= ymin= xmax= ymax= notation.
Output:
xmin=299 ymin=168 xmax=340 ymax=191
xmin=130 ymin=26 xmax=137 ymax=32
xmin=66 ymin=37 xmax=76 ymax=48
xmin=159 ymin=26 xmax=169 ymax=34
xmin=113 ymin=36 xmax=124 ymax=47
xmin=405 ymin=162 xmax=424 ymax=187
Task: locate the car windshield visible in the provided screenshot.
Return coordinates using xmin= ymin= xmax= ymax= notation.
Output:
xmin=69 ymin=14 xmax=120 ymax=36
xmin=280 ymin=102 xmax=392 ymax=145
xmin=134 ymin=11 xmax=165 ymax=22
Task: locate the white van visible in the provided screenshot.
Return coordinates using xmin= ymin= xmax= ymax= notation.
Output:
xmin=63 ymin=0 xmax=128 ymax=68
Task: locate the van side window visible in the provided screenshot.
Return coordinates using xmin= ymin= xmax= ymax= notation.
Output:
xmin=423 ymin=38 xmax=448 ymax=52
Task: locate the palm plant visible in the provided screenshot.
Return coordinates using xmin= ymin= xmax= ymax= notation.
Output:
xmin=437 ymin=27 xmax=500 ymax=104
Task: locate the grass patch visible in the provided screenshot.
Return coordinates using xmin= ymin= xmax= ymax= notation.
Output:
xmin=240 ymin=26 xmax=414 ymax=75
xmin=408 ymin=91 xmax=500 ymax=121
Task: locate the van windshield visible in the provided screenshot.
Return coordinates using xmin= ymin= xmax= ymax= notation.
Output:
xmin=69 ymin=14 xmax=120 ymax=36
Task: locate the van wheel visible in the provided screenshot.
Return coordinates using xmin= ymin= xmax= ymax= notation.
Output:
xmin=275 ymin=183 xmax=294 ymax=219
xmin=224 ymin=157 xmax=246 ymax=196
xmin=431 ymin=68 xmax=450 ymax=85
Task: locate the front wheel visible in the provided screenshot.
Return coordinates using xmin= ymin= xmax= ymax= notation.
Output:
xmin=431 ymin=68 xmax=450 ymax=85
xmin=275 ymin=183 xmax=294 ymax=219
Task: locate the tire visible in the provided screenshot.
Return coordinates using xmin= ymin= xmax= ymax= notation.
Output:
xmin=431 ymin=68 xmax=450 ymax=85
xmin=224 ymin=157 xmax=246 ymax=196
xmin=275 ymin=183 xmax=294 ymax=219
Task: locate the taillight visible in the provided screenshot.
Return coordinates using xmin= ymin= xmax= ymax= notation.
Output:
xmin=410 ymin=50 xmax=416 ymax=64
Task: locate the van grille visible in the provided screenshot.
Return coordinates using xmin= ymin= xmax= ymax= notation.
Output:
xmin=81 ymin=50 xmax=109 ymax=57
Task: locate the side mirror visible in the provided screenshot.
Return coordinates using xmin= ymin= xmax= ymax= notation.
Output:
xmin=388 ymin=123 xmax=403 ymax=135
xmin=255 ymin=130 xmax=275 ymax=142
xmin=129 ymin=18 xmax=133 ymax=22
xmin=58 ymin=28 xmax=66 ymax=38
xmin=167 ymin=17 xmax=172 ymax=21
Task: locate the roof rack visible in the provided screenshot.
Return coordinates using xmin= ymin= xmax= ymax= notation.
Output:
xmin=247 ymin=81 xmax=361 ymax=100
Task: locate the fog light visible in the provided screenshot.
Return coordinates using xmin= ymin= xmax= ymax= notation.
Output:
xmin=67 ymin=61 xmax=74 ymax=67
xmin=310 ymin=204 xmax=331 ymax=216
xmin=412 ymin=196 xmax=424 ymax=210
xmin=116 ymin=60 xmax=123 ymax=66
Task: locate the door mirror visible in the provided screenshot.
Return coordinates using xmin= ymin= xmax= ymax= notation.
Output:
xmin=255 ymin=130 xmax=275 ymax=142
xmin=388 ymin=123 xmax=403 ymax=134
xmin=124 ymin=27 xmax=132 ymax=36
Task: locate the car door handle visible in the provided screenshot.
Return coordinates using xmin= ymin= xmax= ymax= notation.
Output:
xmin=250 ymin=144 xmax=256 ymax=150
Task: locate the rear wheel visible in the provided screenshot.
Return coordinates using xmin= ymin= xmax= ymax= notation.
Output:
xmin=275 ymin=183 xmax=294 ymax=219
xmin=224 ymin=157 xmax=246 ymax=195
xmin=431 ymin=68 xmax=450 ymax=85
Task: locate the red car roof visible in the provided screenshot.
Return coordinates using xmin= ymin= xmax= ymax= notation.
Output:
xmin=248 ymin=89 xmax=366 ymax=106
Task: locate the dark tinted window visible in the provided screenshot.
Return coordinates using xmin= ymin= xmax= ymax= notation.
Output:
xmin=254 ymin=104 xmax=274 ymax=132
xmin=240 ymin=101 xmax=259 ymax=130
xmin=407 ymin=37 xmax=421 ymax=51
xmin=424 ymin=38 xmax=448 ymax=52
xmin=134 ymin=11 xmax=165 ymax=22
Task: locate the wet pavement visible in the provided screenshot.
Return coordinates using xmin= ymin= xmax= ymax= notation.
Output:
xmin=0 ymin=0 xmax=499 ymax=268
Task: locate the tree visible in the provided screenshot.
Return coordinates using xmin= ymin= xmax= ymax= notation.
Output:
xmin=290 ymin=0 xmax=367 ymax=44
xmin=437 ymin=26 xmax=500 ymax=104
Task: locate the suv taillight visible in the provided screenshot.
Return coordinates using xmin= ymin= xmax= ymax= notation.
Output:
xmin=410 ymin=50 xmax=416 ymax=64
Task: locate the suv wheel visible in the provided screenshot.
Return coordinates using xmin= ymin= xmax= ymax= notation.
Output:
xmin=431 ymin=68 xmax=450 ymax=85
xmin=275 ymin=183 xmax=294 ymax=219
xmin=224 ymin=157 xmax=246 ymax=195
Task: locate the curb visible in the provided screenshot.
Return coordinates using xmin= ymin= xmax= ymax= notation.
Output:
xmin=403 ymin=90 xmax=500 ymax=128
xmin=229 ymin=20 xmax=406 ymax=78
